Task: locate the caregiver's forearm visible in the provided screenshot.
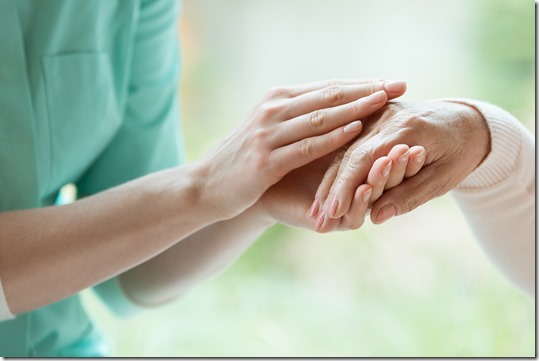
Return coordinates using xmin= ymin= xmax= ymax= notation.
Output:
xmin=119 ymin=204 xmax=274 ymax=306
xmin=0 ymin=163 xmax=221 ymax=315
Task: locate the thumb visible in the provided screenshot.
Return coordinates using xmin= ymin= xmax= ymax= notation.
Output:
xmin=370 ymin=165 xmax=445 ymax=224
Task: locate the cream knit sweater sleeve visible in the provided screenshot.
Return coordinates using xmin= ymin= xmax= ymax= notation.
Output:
xmin=448 ymin=99 xmax=535 ymax=296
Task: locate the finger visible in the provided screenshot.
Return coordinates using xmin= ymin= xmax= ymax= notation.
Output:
xmin=327 ymin=156 xmax=390 ymax=221
xmin=384 ymin=144 xmax=410 ymax=189
xmin=272 ymin=90 xmax=388 ymax=147
xmin=270 ymin=120 xmax=363 ymax=178
xmin=370 ymin=165 xmax=443 ymax=225
xmin=338 ymin=184 xmax=372 ymax=230
xmin=283 ymin=81 xmax=406 ymax=119
xmin=285 ymin=79 xmax=386 ymax=98
xmin=321 ymin=141 xmax=379 ymax=219
xmin=404 ymin=146 xmax=426 ymax=178
xmin=365 ymin=157 xmax=393 ymax=204
xmin=310 ymin=149 xmax=347 ymax=218
xmin=313 ymin=212 xmax=341 ymax=233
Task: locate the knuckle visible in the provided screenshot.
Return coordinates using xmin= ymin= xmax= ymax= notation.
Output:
xmin=249 ymin=152 xmax=269 ymax=172
xmin=336 ymin=169 xmax=355 ymax=190
xmin=297 ymin=138 xmax=314 ymax=158
xmin=402 ymin=114 xmax=428 ymax=130
xmin=323 ymin=86 xmax=344 ymax=105
xmin=258 ymin=101 xmax=283 ymax=119
xmin=309 ymin=109 xmax=326 ymax=128
xmin=252 ymin=128 xmax=271 ymax=144
xmin=265 ymin=86 xmax=288 ymax=99
xmin=327 ymin=79 xmax=343 ymax=88
xmin=349 ymin=147 xmax=373 ymax=168
xmin=332 ymin=147 xmax=348 ymax=165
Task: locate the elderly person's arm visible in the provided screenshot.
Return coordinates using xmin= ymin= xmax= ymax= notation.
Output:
xmin=313 ymin=99 xmax=534 ymax=295
xmin=449 ymin=100 xmax=534 ymax=295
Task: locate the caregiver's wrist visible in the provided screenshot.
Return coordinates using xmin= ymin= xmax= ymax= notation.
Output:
xmin=187 ymin=159 xmax=242 ymax=222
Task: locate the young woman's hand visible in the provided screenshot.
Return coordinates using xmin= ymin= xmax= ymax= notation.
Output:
xmin=257 ymin=144 xmax=425 ymax=232
xmin=197 ymin=79 xmax=408 ymax=220
xmin=312 ymin=144 xmax=426 ymax=232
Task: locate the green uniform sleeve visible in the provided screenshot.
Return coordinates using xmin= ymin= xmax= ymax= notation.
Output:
xmin=76 ymin=0 xmax=184 ymax=317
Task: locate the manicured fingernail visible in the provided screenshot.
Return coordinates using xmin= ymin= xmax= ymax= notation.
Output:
xmin=315 ymin=213 xmax=325 ymax=231
xmin=376 ymin=204 xmax=396 ymax=224
xmin=309 ymin=199 xmax=320 ymax=218
xmin=414 ymin=150 xmax=426 ymax=165
xmin=383 ymin=80 xmax=407 ymax=93
xmin=398 ymin=152 xmax=409 ymax=165
xmin=368 ymin=90 xmax=387 ymax=103
xmin=362 ymin=188 xmax=372 ymax=203
xmin=382 ymin=161 xmax=392 ymax=178
xmin=343 ymin=120 xmax=362 ymax=133
xmin=329 ymin=195 xmax=340 ymax=218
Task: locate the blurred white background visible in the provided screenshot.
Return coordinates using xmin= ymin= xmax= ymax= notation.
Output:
xmin=82 ymin=0 xmax=534 ymax=356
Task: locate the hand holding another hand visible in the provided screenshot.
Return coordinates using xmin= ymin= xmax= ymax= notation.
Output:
xmin=199 ymin=79 xmax=408 ymax=220
xmin=313 ymin=100 xmax=491 ymax=231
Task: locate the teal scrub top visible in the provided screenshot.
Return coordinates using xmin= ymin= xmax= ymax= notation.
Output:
xmin=0 ymin=0 xmax=184 ymax=356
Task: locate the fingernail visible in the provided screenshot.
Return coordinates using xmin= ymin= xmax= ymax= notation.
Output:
xmin=343 ymin=120 xmax=363 ymax=133
xmin=315 ymin=213 xmax=325 ymax=231
xmin=398 ymin=151 xmax=409 ymax=165
xmin=414 ymin=150 xmax=426 ymax=165
xmin=362 ymin=188 xmax=372 ymax=203
xmin=382 ymin=161 xmax=392 ymax=178
xmin=376 ymin=204 xmax=396 ymax=224
xmin=309 ymin=199 xmax=320 ymax=218
xmin=329 ymin=195 xmax=340 ymax=218
xmin=368 ymin=90 xmax=387 ymax=103
xmin=383 ymin=80 xmax=407 ymax=93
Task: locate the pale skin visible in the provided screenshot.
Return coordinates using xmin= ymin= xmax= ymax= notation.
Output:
xmin=306 ymin=99 xmax=532 ymax=295
xmin=313 ymin=100 xmax=491 ymax=232
xmin=309 ymin=143 xmax=426 ymax=232
xmin=0 ymin=79 xmax=413 ymax=314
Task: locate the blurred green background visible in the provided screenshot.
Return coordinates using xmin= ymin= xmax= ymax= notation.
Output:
xmin=81 ymin=0 xmax=535 ymax=357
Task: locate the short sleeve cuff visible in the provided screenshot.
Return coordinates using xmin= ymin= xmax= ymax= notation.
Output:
xmin=0 ymin=275 xmax=15 ymax=321
xmin=438 ymin=99 xmax=524 ymax=190
xmin=92 ymin=276 xmax=150 ymax=318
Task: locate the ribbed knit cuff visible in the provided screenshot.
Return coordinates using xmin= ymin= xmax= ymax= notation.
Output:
xmin=438 ymin=99 xmax=523 ymax=190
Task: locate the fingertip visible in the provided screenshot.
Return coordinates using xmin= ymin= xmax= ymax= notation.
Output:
xmin=383 ymin=80 xmax=407 ymax=96
xmin=367 ymin=156 xmax=391 ymax=184
xmin=356 ymin=184 xmax=372 ymax=203
xmin=314 ymin=213 xmax=325 ymax=232
xmin=388 ymin=144 xmax=410 ymax=158
xmin=328 ymin=195 xmax=340 ymax=219
xmin=412 ymin=147 xmax=426 ymax=166
xmin=368 ymin=90 xmax=388 ymax=104
xmin=373 ymin=203 xmax=397 ymax=224
xmin=343 ymin=120 xmax=363 ymax=134
xmin=309 ymin=199 xmax=320 ymax=218
xmin=381 ymin=159 xmax=392 ymax=178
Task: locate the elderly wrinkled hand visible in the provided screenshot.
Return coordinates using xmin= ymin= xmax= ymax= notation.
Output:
xmin=313 ymin=100 xmax=491 ymax=231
